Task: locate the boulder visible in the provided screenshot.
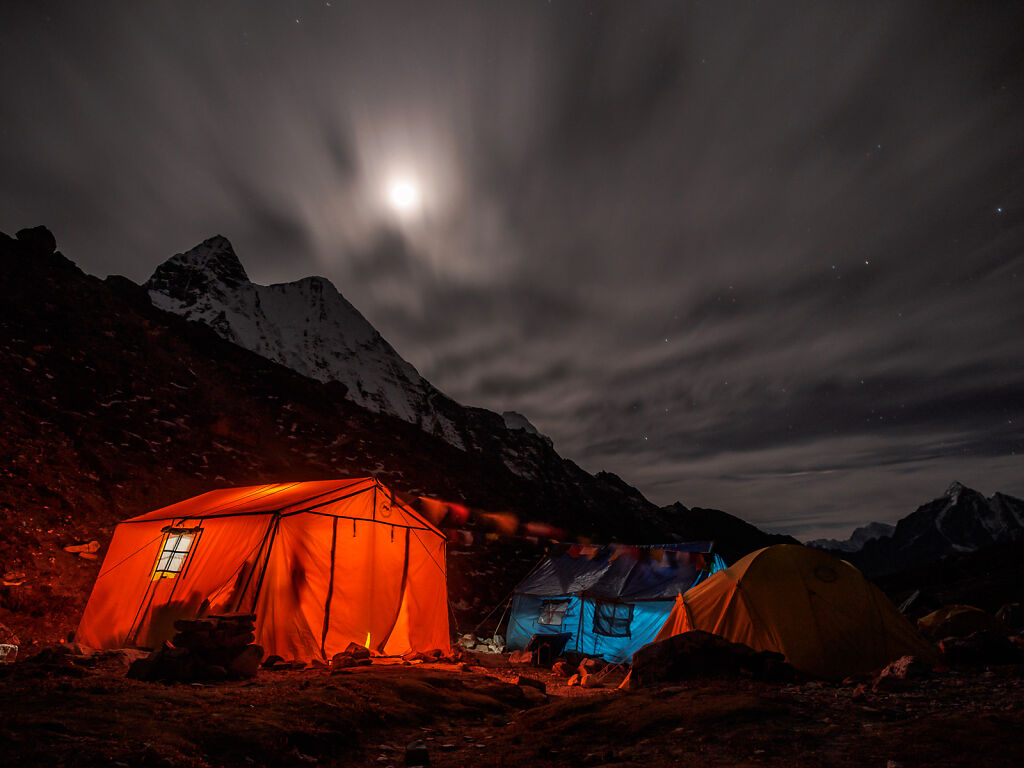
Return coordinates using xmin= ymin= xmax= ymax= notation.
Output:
xmin=227 ymin=644 xmax=264 ymax=678
xmin=629 ymin=630 xmax=793 ymax=689
xmin=996 ymin=603 xmax=1024 ymax=632
xmin=917 ymin=605 xmax=1005 ymax=640
xmin=15 ymin=225 xmax=57 ymax=255
xmin=939 ymin=630 xmax=1023 ymax=667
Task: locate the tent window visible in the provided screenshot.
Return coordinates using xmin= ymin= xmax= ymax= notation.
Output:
xmin=153 ymin=528 xmax=200 ymax=579
xmin=538 ymin=599 xmax=570 ymax=627
xmin=593 ymin=601 xmax=633 ymax=637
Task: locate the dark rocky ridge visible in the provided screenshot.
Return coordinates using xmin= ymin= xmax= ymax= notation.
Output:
xmin=657 ymin=502 xmax=798 ymax=565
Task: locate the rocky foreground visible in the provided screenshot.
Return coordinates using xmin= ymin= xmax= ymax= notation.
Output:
xmin=1 ymin=642 xmax=1022 ymax=768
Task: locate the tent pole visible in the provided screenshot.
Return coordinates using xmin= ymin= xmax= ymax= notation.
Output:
xmin=233 ymin=514 xmax=277 ymax=613
xmin=377 ymin=527 xmax=411 ymax=653
xmin=319 ymin=517 xmax=339 ymax=660
xmin=248 ymin=514 xmax=281 ymax=616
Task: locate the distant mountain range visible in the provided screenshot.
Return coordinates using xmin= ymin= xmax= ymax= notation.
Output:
xmin=807 ymin=521 xmax=895 ymax=553
xmin=811 ymin=482 xmax=1024 ymax=577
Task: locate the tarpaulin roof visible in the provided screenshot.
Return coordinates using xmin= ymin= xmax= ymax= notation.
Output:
xmin=513 ymin=542 xmax=718 ymax=601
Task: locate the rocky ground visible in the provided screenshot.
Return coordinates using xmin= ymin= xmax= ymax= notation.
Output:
xmin=1 ymin=647 xmax=1022 ymax=767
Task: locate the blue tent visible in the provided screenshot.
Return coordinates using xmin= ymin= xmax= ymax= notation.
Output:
xmin=506 ymin=543 xmax=726 ymax=663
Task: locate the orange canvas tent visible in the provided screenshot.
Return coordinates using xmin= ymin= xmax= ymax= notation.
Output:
xmin=650 ymin=544 xmax=937 ymax=679
xmin=77 ymin=478 xmax=450 ymax=660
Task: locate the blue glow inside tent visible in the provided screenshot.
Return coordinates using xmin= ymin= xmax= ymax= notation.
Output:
xmin=506 ymin=543 xmax=727 ymax=664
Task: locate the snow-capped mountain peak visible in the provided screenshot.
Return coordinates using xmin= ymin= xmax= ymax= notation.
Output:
xmin=145 ymin=235 xmax=466 ymax=447
xmin=812 ymin=482 xmax=1024 ymax=577
xmin=945 ymin=480 xmax=966 ymax=504
xmin=502 ymin=411 xmax=553 ymax=447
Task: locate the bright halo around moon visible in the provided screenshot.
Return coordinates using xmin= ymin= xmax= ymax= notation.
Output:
xmin=387 ymin=178 xmax=419 ymax=214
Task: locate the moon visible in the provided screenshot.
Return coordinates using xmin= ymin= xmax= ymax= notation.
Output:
xmin=387 ymin=179 xmax=419 ymax=213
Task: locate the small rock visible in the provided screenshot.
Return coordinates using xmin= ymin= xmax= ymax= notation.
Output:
xmin=551 ymin=660 xmax=572 ymax=677
xmin=580 ymin=672 xmax=603 ymax=689
xmin=508 ymin=649 xmax=533 ymax=665
xmin=514 ymin=675 xmax=545 ymax=692
xmin=567 ymin=674 xmax=581 ymax=687
xmin=0 ymin=624 xmax=20 ymax=646
xmin=344 ymin=642 xmax=372 ymax=660
xmin=404 ymin=739 xmax=429 ymax=766
xmin=1 ymin=572 xmax=26 ymax=586
xmin=877 ymin=655 xmax=930 ymax=681
xmin=205 ymin=665 xmax=228 ymax=681
xmin=63 ymin=540 xmax=100 ymax=555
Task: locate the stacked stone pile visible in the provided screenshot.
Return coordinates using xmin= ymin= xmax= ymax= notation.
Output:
xmin=127 ymin=613 xmax=264 ymax=682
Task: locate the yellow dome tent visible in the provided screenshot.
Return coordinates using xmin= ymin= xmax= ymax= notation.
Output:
xmin=651 ymin=544 xmax=937 ymax=679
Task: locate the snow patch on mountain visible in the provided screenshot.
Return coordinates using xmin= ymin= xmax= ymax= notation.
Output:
xmin=145 ymin=236 xmax=466 ymax=448
xmin=502 ymin=411 xmax=553 ymax=447
xmin=807 ymin=521 xmax=895 ymax=552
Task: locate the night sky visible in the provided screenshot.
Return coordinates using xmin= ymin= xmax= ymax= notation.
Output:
xmin=2 ymin=1 xmax=1022 ymax=539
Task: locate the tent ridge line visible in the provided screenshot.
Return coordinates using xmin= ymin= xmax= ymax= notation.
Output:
xmin=121 ymin=480 xmax=377 ymax=524
xmin=288 ymin=509 xmax=435 ymax=530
